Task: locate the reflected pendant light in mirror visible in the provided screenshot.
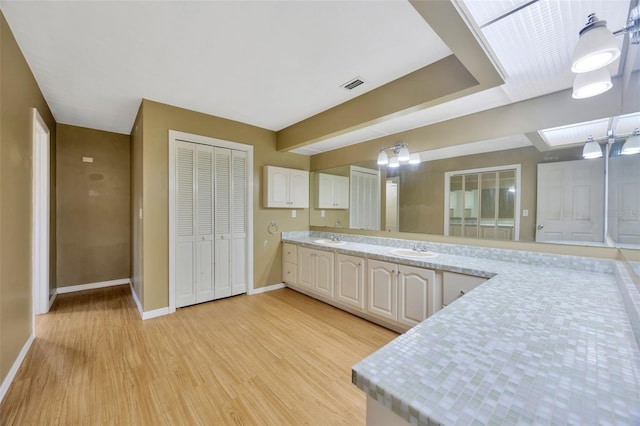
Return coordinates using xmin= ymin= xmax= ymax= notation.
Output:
xmin=622 ymin=130 xmax=640 ymax=155
xmin=572 ymin=67 xmax=613 ymax=99
xmin=583 ymin=137 xmax=603 ymax=159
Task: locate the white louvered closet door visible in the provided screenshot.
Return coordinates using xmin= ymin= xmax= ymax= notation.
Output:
xmin=231 ymin=150 xmax=247 ymax=296
xmin=195 ymin=145 xmax=215 ymax=303
xmin=214 ymin=147 xmax=232 ymax=299
xmin=176 ymin=142 xmax=197 ymax=308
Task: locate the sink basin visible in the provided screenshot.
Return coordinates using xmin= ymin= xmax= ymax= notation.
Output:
xmin=314 ymin=239 xmax=347 ymax=245
xmin=389 ymin=248 xmax=438 ymax=258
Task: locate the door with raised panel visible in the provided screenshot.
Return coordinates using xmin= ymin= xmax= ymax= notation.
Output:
xmin=367 ymin=259 xmax=396 ymax=321
xmin=336 ymin=253 xmax=365 ymax=310
xmin=297 ymin=247 xmax=315 ymax=290
xmin=397 ymin=265 xmax=434 ymax=327
xmin=267 ymin=166 xmax=290 ymax=207
xmin=314 ymin=249 xmax=334 ymax=297
xmin=289 ymin=169 xmax=310 ymax=208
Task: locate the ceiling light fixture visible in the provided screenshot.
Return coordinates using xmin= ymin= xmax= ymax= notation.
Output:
xmin=571 ymin=7 xmax=640 ymax=98
xmin=376 ymin=142 xmax=414 ymax=167
xmin=622 ymin=129 xmax=640 ymax=155
xmin=582 ymin=137 xmax=603 ymax=159
xmin=572 ymin=67 xmax=613 ymax=99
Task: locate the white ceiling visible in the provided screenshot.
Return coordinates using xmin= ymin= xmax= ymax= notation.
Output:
xmin=292 ymin=0 xmax=634 ymax=156
xmin=539 ymin=111 xmax=640 ymax=147
xmin=0 ymin=1 xmax=450 ymax=134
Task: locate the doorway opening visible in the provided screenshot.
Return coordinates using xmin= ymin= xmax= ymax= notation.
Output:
xmin=32 ymin=108 xmax=51 ymax=325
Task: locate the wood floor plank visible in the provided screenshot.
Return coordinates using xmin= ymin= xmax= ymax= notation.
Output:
xmin=0 ymin=286 xmax=398 ymax=425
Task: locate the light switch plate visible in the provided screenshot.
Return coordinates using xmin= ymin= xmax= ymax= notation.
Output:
xmin=321 ymin=210 xmax=325 ymax=217
xmin=523 ymin=209 xmax=529 ymax=217
xmin=82 ymin=156 xmax=94 ymax=163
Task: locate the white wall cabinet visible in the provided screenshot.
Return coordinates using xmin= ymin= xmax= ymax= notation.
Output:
xmin=317 ymin=173 xmax=349 ymax=209
xmin=263 ymin=166 xmax=309 ymax=208
xmin=297 ymin=247 xmax=334 ymax=298
xmin=335 ymin=253 xmax=365 ymax=310
xmin=442 ymin=271 xmax=486 ymax=307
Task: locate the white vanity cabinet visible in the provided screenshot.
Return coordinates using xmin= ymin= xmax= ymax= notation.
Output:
xmin=397 ymin=264 xmax=437 ymax=327
xmin=316 ymin=173 xmax=349 ymax=209
xmin=263 ymin=166 xmax=309 ymax=208
xmin=367 ymin=260 xmax=436 ymax=326
xmin=298 ymin=247 xmax=334 ymax=298
xmin=282 ymin=243 xmax=298 ymax=285
xmin=367 ymin=260 xmax=398 ymax=321
xmin=442 ymin=271 xmax=487 ymax=307
xmin=335 ymin=253 xmax=365 ymax=310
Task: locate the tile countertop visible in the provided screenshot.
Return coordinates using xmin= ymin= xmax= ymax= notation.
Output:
xmin=281 ymin=233 xmax=640 ymax=425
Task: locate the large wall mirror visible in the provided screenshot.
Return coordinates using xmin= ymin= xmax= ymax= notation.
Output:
xmin=310 ymin=112 xmax=640 ymax=250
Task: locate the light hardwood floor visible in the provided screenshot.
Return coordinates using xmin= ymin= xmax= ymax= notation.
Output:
xmin=0 ymin=286 xmax=398 ymax=425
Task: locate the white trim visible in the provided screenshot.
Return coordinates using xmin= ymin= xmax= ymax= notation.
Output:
xmin=128 ymin=281 xmax=170 ymax=320
xmin=142 ymin=307 xmax=171 ymax=320
xmin=57 ymin=278 xmax=130 ymax=294
xmin=248 ymin=283 xmax=285 ymax=295
xmin=32 ymin=108 xmax=50 ymax=319
xmin=0 ymin=334 xmax=34 ymax=404
xmin=168 ymin=130 xmax=254 ymax=314
xmin=49 ymin=288 xmax=57 ymax=308
xmin=130 ymin=281 xmax=143 ymax=317
xmin=444 ymin=164 xmax=521 ymax=241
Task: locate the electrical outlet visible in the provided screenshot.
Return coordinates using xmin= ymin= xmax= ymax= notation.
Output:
xmin=291 ymin=210 xmax=297 ymax=218
xmin=523 ymin=209 xmax=529 ymax=217
xmin=321 ymin=210 xmax=325 ymax=217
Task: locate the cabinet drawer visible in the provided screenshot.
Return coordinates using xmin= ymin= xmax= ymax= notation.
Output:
xmin=442 ymin=271 xmax=486 ymax=306
xmin=283 ymin=243 xmax=297 ymax=264
xmin=283 ymin=261 xmax=297 ymax=285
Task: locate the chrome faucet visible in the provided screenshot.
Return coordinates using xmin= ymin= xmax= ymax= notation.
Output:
xmin=330 ymin=234 xmax=341 ymax=242
xmin=411 ymin=243 xmax=429 ymax=252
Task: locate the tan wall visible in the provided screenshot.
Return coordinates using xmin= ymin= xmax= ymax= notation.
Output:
xmin=396 ymin=145 xmax=582 ymax=241
xmin=140 ymin=99 xmax=309 ymax=311
xmin=0 ymin=12 xmax=57 ymax=384
xmin=56 ymin=124 xmax=130 ymax=287
xmin=130 ymin=105 xmax=143 ymax=303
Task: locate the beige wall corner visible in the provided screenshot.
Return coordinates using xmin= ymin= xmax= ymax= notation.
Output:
xmin=56 ymin=124 xmax=130 ymax=287
xmin=130 ymin=103 xmax=144 ymax=308
xmin=140 ymin=99 xmax=310 ymax=312
xmin=0 ymin=11 xmax=56 ymax=385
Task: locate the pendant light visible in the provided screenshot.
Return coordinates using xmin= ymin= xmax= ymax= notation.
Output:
xmin=397 ymin=144 xmax=410 ymax=162
xmin=622 ymin=129 xmax=640 ymax=155
xmin=571 ymin=14 xmax=620 ymax=73
xmin=388 ymin=156 xmax=400 ymax=168
xmin=377 ymin=150 xmax=389 ymax=165
xmin=572 ymin=67 xmax=613 ymax=99
xmin=582 ymin=137 xmax=603 ymax=159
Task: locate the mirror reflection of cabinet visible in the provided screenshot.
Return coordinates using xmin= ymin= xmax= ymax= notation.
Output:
xmin=316 ymin=173 xmax=349 ymax=209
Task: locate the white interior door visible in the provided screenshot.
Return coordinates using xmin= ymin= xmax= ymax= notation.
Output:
xmin=32 ymin=108 xmax=50 ymax=316
xmin=350 ymin=167 xmax=380 ymax=230
xmin=214 ymin=147 xmax=232 ymax=299
xmin=231 ymin=150 xmax=247 ymax=295
xmin=176 ymin=142 xmax=197 ymax=307
xmin=609 ymin=154 xmax=640 ymax=245
xmin=536 ymin=159 xmax=605 ymax=243
xmin=196 ymin=145 xmax=215 ymax=304
xmin=385 ymin=178 xmax=399 ymax=232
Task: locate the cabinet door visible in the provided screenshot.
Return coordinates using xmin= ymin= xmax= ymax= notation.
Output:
xmin=335 ymin=254 xmax=364 ymax=310
xmin=334 ymin=176 xmax=349 ymax=209
xmin=317 ymin=173 xmax=334 ymax=209
xmin=265 ymin=166 xmax=290 ymax=208
xmin=297 ymin=247 xmax=315 ymax=290
xmin=443 ymin=272 xmax=486 ymax=307
xmin=283 ymin=261 xmax=297 ymax=285
xmin=314 ymin=250 xmax=334 ymax=298
xmin=367 ymin=260 xmax=396 ymax=321
xmin=398 ymin=265 xmax=435 ymax=327
xmin=289 ymin=169 xmax=310 ymax=208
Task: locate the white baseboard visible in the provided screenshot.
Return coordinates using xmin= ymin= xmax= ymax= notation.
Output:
xmin=0 ymin=333 xmax=34 ymax=404
xmin=129 ymin=281 xmax=170 ymax=320
xmin=248 ymin=283 xmax=285 ymax=295
xmin=57 ymin=278 xmax=130 ymax=294
xmin=49 ymin=288 xmax=57 ymax=308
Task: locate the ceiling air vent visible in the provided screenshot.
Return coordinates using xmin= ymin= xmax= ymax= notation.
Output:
xmin=341 ymin=77 xmax=364 ymax=90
